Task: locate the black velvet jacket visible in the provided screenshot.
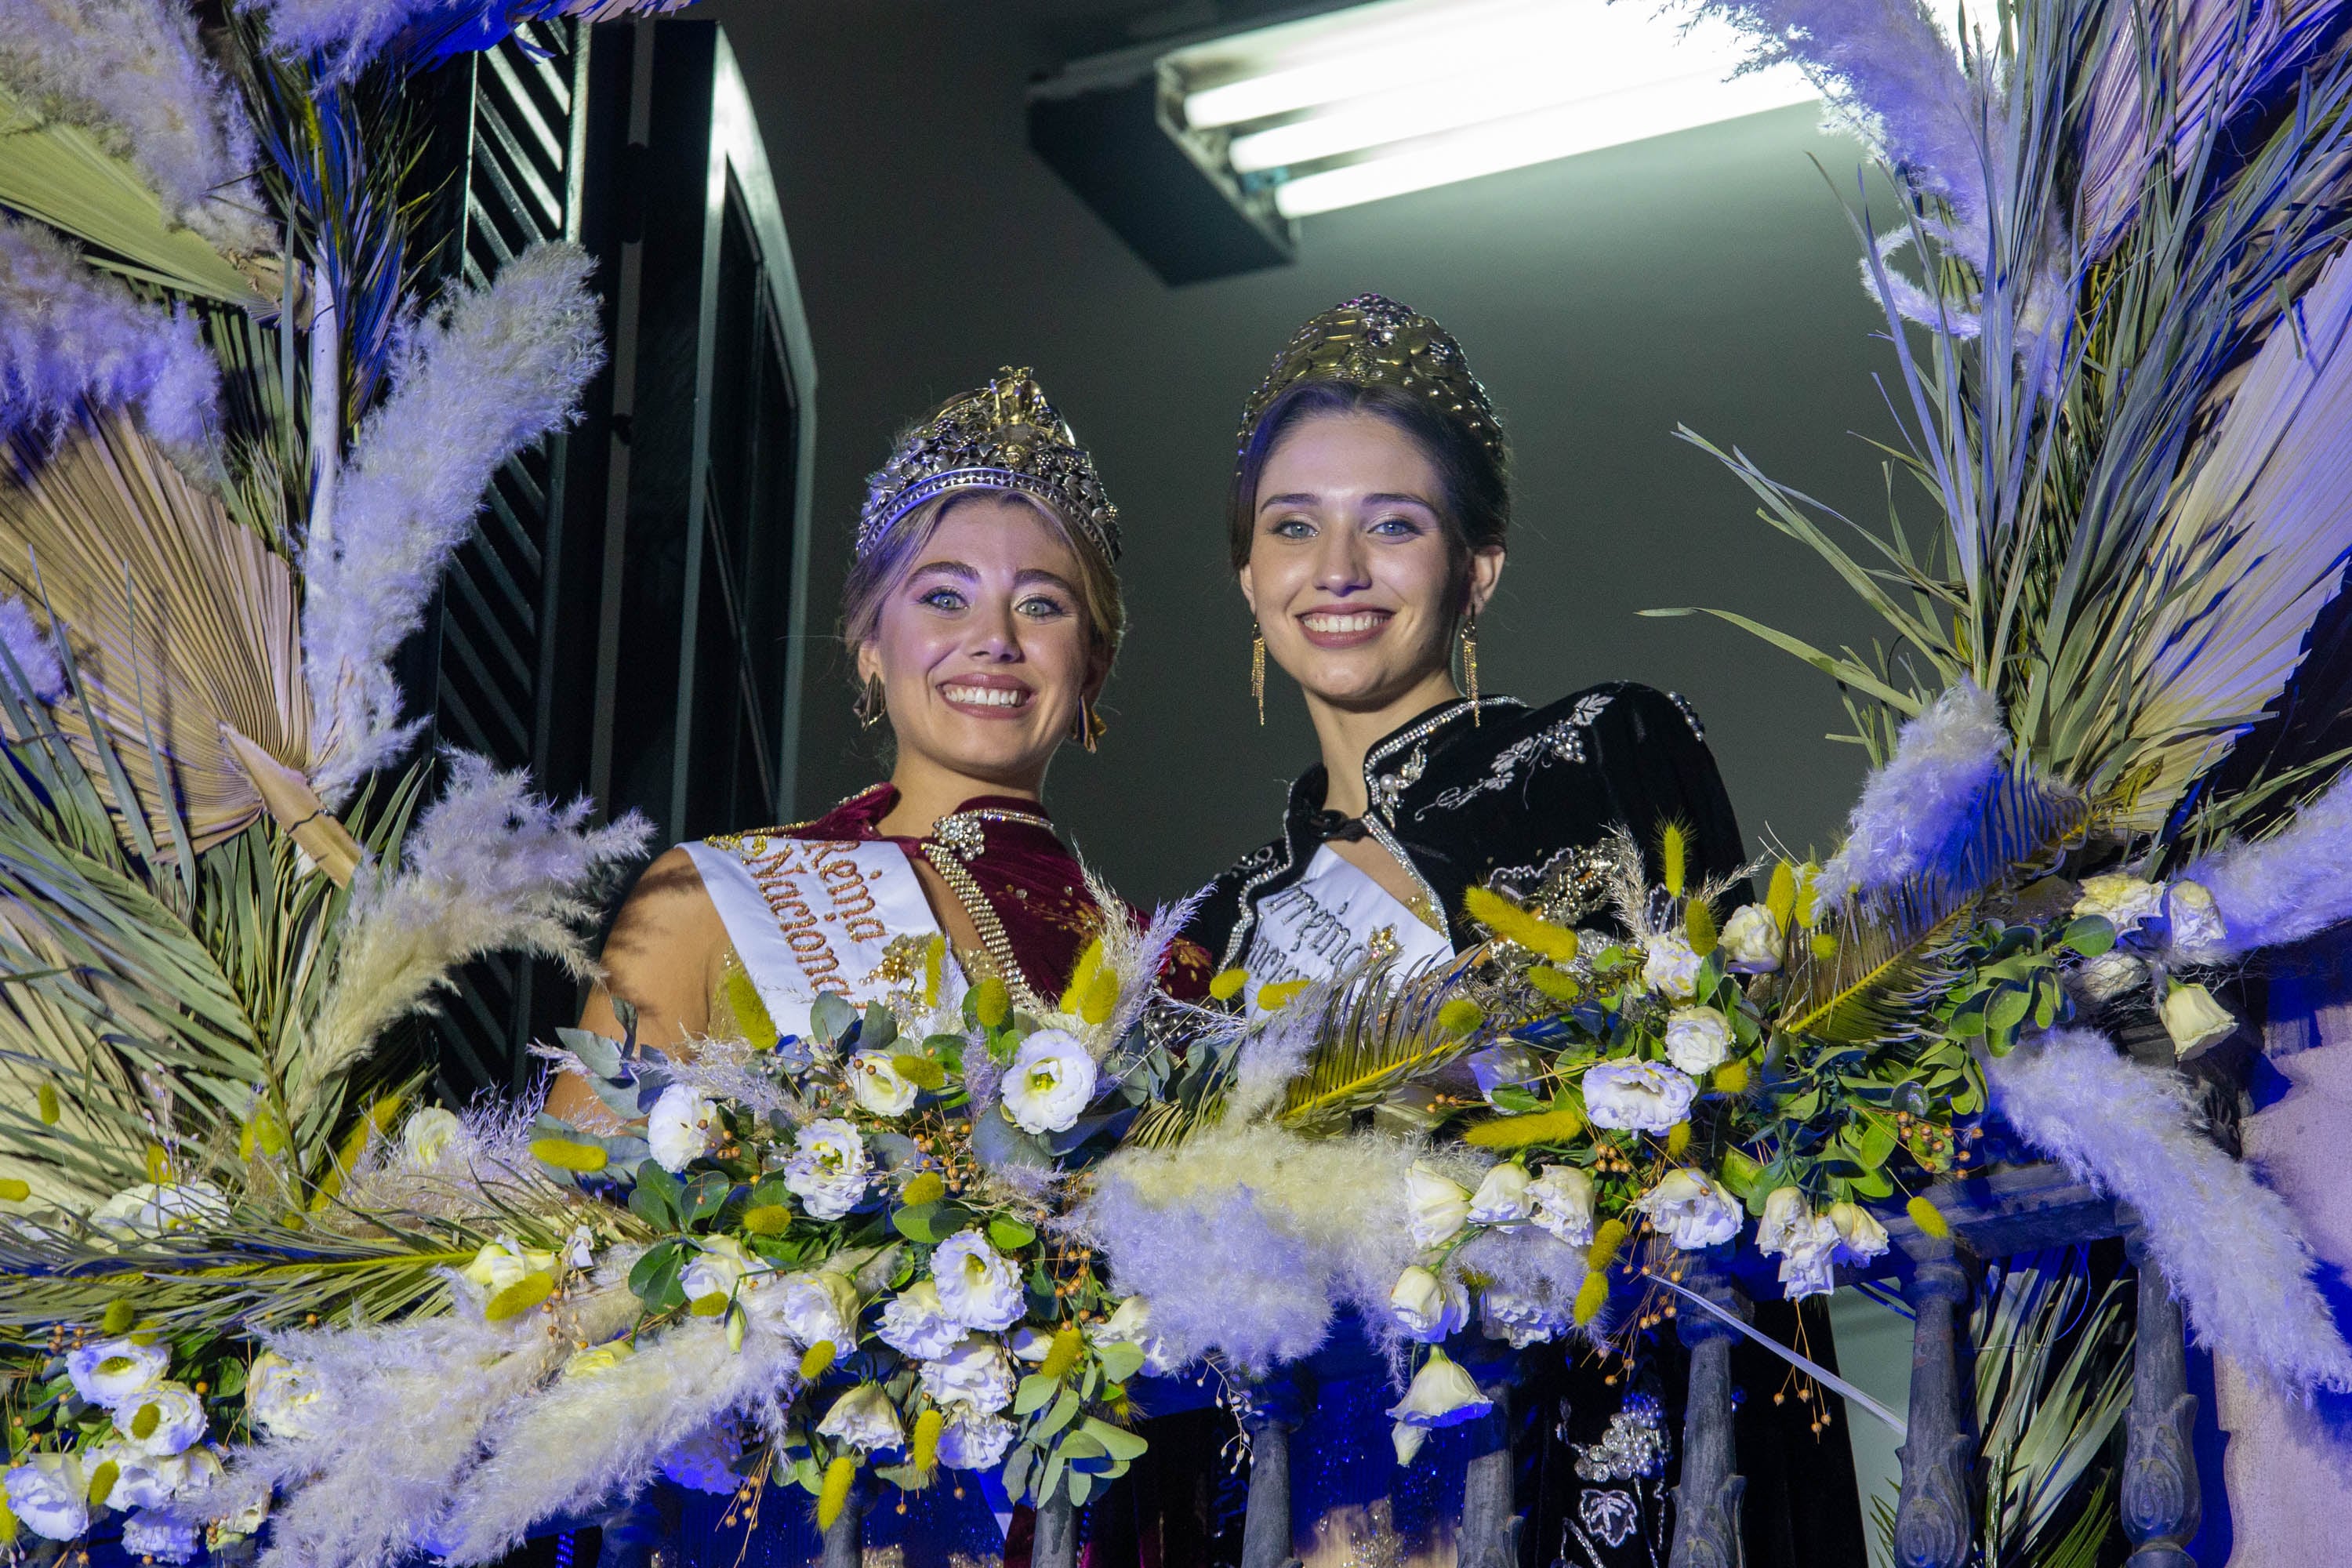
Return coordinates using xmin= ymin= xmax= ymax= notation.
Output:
xmin=1186 ymin=682 xmax=1747 ymax=968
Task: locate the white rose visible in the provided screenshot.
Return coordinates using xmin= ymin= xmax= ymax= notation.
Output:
xmin=1640 ymin=934 xmax=1704 ymax=1000
xmin=1466 ymin=1163 xmax=1533 ymax=1227
xmin=1404 ymin=1163 xmax=1472 ymax=1248
xmin=2161 ymin=982 xmax=2237 ymax=1058
xmin=2165 ymin=880 xmax=2228 ymax=958
xmin=1482 ymin=1288 xmax=1568 ymax=1348
xmin=1387 ymin=1349 xmax=1492 ymax=1468
xmin=1633 ymin=1170 xmax=1743 ymax=1250
xmin=681 ymin=1236 xmax=750 ymax=1307
xmin=1756 ymin=1186 xmax=1808 ymax=1256
xmin=67 ymin=1337 xmax=169 ymax=1408
xmin=4 ymin=1451 xmax=90 ymax=1541
xmin=815 ymin=1383 xmax=904 ymax=1453
xmin=118 ymin=1381 xmax=207 ymax=1457
xmin=918 ymin=1335 xmax=1016 ymax=1414
xmin=1097 ymin=1294 xmax=1179 ymax=1374
xmin=1827 ymin=1201 xmax=1889 ymax=1263
xmin=459 ymin=1238 xmax=556 ymax=1295
xmin=2074 ymin=872 xmax=2165 ymax=936
xmin=646 ymin=1084 xmax=718 ymax=1173
xmin=877 ymin=1279 xmax=966 ymax=1361
xmin=1664 ymin=1007 xmax=1733 ymax=1077
xmin=400 ymin=1106 xmax=462 ymax=1166
xmin=1719 ymin=904 xmax=1784 ymax=974
xmin=660 ymin=1425 xmax=740 ymax=1494
xmin=936 ymin=1406 xmax=1017 ymax=1470
xmin=783 ymin=1117 xmax=870 ymax=1221
xmin=1007 ymin=1323 xmax=1053 ymax=1363
xmin=1581 ymin=1060 xmax=1696 ymax=1134
xmin=760 ymin=1269 xmax=860 ymax=1352
xmin=562 ymin=1341 xmax=637 ymax=1381
xmin=1528 ymin=1165 xmax=1595 ymax=1247
xmin=89 ymin=1181 xmax=229 ymax=1239
xmin=931 ymin=1230 xmax=1025 ymax=1331
xmin=1774 ymin=1211 xmax=1844 ymax=1299
xmin=849 ymin=1050 xmax=919 ymax=1117
xmin=2069 ymin=949 xmax=2148 ymax=1007
xmin=1465 ymin=1044 xmax=1542 ymax=1107
xmin=1001 ymin=1029 xmax=1098 ymax=1135
xmin=1388 ymin=1266 xmax=1469 ymax=1343
xmin=122 ymin=1509 xmax=201 ymax=1563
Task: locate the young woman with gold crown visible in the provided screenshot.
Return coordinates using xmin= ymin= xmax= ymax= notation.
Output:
xmin=1160 ymin=299 xmax=1860 ymax=1568
xmin=549 ymin=368 xmax=1207 ymax=1566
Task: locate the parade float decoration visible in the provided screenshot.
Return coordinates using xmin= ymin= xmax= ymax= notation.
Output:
xmin=12 ymin=0 xmax=2352 ymax=1562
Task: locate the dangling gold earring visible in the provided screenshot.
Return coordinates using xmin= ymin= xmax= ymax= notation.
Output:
xmin=1069 ymin=694 xmax=1105 ymax=753
xmin=1461 ymin=612 xmax=1480 ymax=725
xmin=1251 ymin=622 xmax=1266 ymax=727
xmin=854 ymin=673 xmax=886 ymax=729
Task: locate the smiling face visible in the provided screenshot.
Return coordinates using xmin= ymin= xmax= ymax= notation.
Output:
xmin=855 ymin=492 xmax=1097 ymax=793
xmin=1240 ymin=411 xmax=1503 ymax=714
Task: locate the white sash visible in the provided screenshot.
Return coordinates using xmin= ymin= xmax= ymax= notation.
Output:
xmin=1243 ymin=844 xmax=1454 ymax=1008
xmin=684 ymin=835 xmax=946 ymax=1045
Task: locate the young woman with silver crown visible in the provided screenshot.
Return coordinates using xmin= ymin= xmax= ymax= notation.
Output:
xmin=550 ymin=369 xmax=1206 ymax=1566
xmin=1167 ymin=299 xmax=1860 ymax=1568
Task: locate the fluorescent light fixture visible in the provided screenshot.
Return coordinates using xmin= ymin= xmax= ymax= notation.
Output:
xmin=1161 ymin=0 xmax=1815 ymax=216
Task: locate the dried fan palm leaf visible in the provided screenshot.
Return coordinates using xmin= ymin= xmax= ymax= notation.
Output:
xmin=0 ymin=413 xmax=318 ymax=855
xmin=1278 ymin=954 xmax=1484 ymax=1134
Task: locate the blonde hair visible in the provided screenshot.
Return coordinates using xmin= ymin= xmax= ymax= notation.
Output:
xmin=840 ymin=488 xmax=1126 ymax=681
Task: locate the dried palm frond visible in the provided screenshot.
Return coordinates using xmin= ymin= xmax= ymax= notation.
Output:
xmin=0 ymin=412 xmax=312 ymax=854
xmin=1276 ymin=954 xmax=1487 ymax=1134
xmin=1972 ymin=1248 xmax=2132 ymax=1564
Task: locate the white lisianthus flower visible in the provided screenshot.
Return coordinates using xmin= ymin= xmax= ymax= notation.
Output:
xmin=1719 ymin=905 xmax=1784 ymax=973
xmin=1581 ymin=1060 xmax=1696 ymax=1134
xmin=783 ymin=1117 xmax=870 ymax=1221
xmin=1403 ymin=1163 xmax=1472 ymax=1248
xmin=1098 ymin=1295 xmax=1179 ymax=1374
xmin=1467 ymin=1163 xmax=1534 ymax=1226
xmin=1465 ymin=1044 xmax=1542 ymax=1107
xmin=1007 ymin=1323 xmax=1054 ymax=1363
xmin=89 ymin=1181 xmax=229 ymax=1239
xmin=647 ymin=1083 xmax=719 ymax=1173
xmin=1664 ymin=1007 xmax=1733 ymax=1077
xmin=1640 ymin=934 xmax=1704 ymax=1000
xmin=562 ymin=1340 xmax=637 ymax=1381
xmin=459 ymin=1238 xmax=557 ymax=1295
xmin=1388 ymin=1266 xmax=1469 ymax=1343
xmin=1001 ymin=1029 xmax=1098 ymax=1135
xmin=122 ymin=1511 xmax=201 ymax=1564
xmin=1387 ymin=1349 xmax=1492 ymax=1468
xmin=936 ymin=1406 xmax=1018 ymax=1470
xmin=931 ymin=1230 xmax=1025 ymax=1331
xmin=918 ymin=1335 xmax=1016 ymax=1414
xmin=4 ymin=1451 xmax=90 ymax=1540
xmin=2164 ymin=880 xmax=2228 ymax=957
xmin=1775 ymin=1212 xmax=1845 ymax=1299
xmin=1634 ymin=1170 xmax=1743 ymax=1250
xmin=877 ymin=1279 xmax=965 ymax=1361
xmin=1482 ymin=1288 xmax=1568 ymax=1348
xmin=67 ymin=1337 xmax=169 ymax=1408
xmin=680 ymin=1236 xmax=750 ymax=1307
xmin=759 ymin=1269 xmax=860 ymax=1352
xmin=849 ymin=1050 xmax=919 ymax=1117
xmin=119 ymin=1381 xmax=207 ymax=1457
xmin=2069 ymin=949 xmax=2149 ymax=1007
xmin=660 ymin=1425 xmax=740 ymax=1494
xmin=2073 ymin=872 xmax=2165 ymax=936
xmin=2161 ymin=982 xmax=2237 ymax=1058
xmin=1528 ymin=1166 xmax=1595 ymax=1247
xmin=815 ymin=1383 xmax=904 ymax=1453
xmin=400 ymin=1106 xmax=461 ymax=1166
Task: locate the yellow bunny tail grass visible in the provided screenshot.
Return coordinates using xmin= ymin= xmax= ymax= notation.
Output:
xmin=86 ymin=1460 xmax=118 ymax=1508
xmin=1527 ymin=964 xmax=1582 ymax=1003
xmin=0 ymin=1492 xmax=17 ymax=1543
xmin=1587 ymin=1218 xmax=1629 ymax=1272
xmin=1665 ymin=1122 xmax=1691 ymax=1159
xmin=144 ymin=1142 xmax=172 ymax=1182
xmin=1660 ymin=823 xmax=1687 ymax=897
xmin=912 ymin=1408 xmax=944 ymax=1473
xmin=1810 ymin=930 xmax=1838 ymax=960
xmin=1794 ymin=862 xmax=1822 ymax=927
xmin=1041 ymin=1325 xmax=1084 ymax=1381
xmin=1573 ymin=1269 xmax=1612 ymax=1327
xmin=800 ymin=1341 xmax=838 ymax=1381
xmin=531 ymin=1137 xmax=610 ymax=1173
xmin=1079 ymin=957 xmax=1121 ymax=1026
xmin=1209 ymin=967 xmax=1248 ymax=1002
xmin=900 ymin=1173 xmax=946 ymax=1207
xmin=36 ymin=1083 xmax=58 ymax=1125
xmin=974 ymin=975 xmax=1011 ymax=1029
xmin=817 ymin=1456 xmax=858 ymax=1531
xmin=1907 ymin=1196 xmax=1951 ymax=1240
xmin=0 ymin=1178 xmax=27 ymax=1203
xmin=99 ymin=1298 xmax=134 ymax=1337
xmin=1059 ymin=937 xmax=1107 ymax=1017
xmin=1464 ymin=1105 xmax=1585 ymax=1149
xmin=923 ymin=934 xmax=945 ymax=1009
xmin=1258 ymin=978 xmax=1310 ymax=1011
xmin=1462 ymin=884 xmax=1580 ymax=964
xmin=1765 ymin=862 xmax=1798 ymax=929
xmin=1713 ymin=1060 xmax=1751 ymax=1094
xmin=1684 ymin=899 xmax=1719 ymax=956
xmin=721 ymin=962 xmax=781 ymax=1051
xmin=312 ymin=1094 xmax=408 ymax=1210
xmin=1437 ymin=998 xmax=1485 ymax=1038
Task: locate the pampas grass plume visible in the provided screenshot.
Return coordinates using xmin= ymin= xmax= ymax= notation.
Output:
xmin=2178 ymin=769 xmax=2352 ymax=961
xmin=0 ymin=217 xmax=220 ymax=447
xmin=0 ymin=596 xmax=66 ymax=702
xmin=1818 ymin=680 xmax=2007 ymax=906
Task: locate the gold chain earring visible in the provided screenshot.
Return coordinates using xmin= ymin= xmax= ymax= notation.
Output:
xmin=1251 ymin=622 xmax=1266 ymax=726
xmin=1461 ymin=612 xmax=1480 ymax=724
xmin=854 ymin=673 xmax=886 ymax=729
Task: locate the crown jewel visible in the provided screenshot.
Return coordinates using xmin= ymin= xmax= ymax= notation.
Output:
xmin=1237 ymin=295 xmax=1503 ymax=460
xmin=857 ymin=368 xmax=1120 ymax=563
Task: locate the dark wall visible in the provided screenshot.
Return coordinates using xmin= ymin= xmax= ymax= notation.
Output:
xmin=700 ymin=0 xmax=1901 ymax=901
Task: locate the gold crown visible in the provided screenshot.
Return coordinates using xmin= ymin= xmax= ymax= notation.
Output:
xmin=857 ymin=368 xmax=1120 ymax=563
xmin=1236 ymin=295 xmax=1503 ymax=460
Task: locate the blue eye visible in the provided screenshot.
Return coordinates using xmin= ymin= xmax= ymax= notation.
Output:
xmin=920 ymin=587 xmax=967 ymax=611
xmin=1269 ymin=516 xmax=1315 ymax=539
xmin=1369 ymin=515 xmax=1422 ymax=537
xmin=1017 ymin=594 xmax=1071 ymax=619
